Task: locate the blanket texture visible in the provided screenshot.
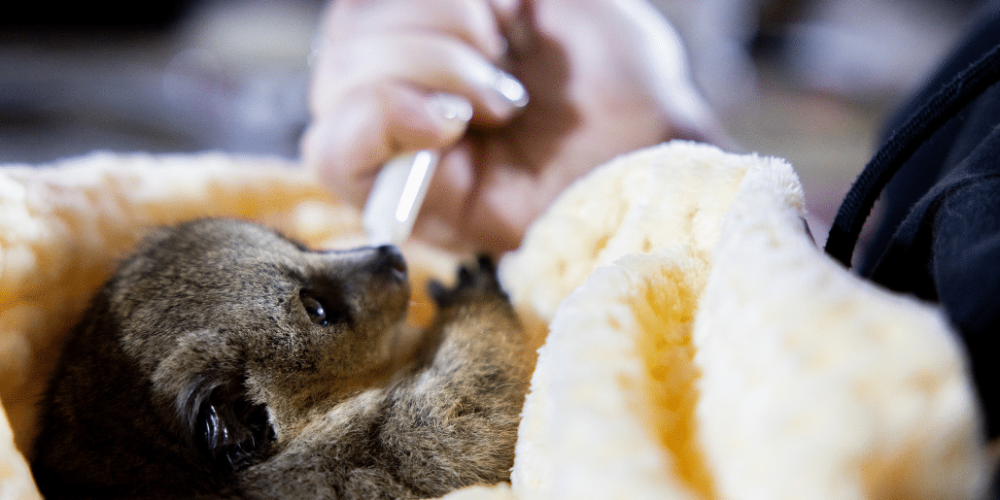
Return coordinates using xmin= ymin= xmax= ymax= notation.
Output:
xmin=0 ymin=142 xmax=989 ymax=500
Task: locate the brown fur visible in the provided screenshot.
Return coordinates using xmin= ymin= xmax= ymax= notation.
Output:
xmin=31 ymin=218 xmax=533 ymax=499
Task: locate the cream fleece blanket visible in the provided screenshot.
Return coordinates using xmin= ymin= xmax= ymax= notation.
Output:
xmin=0 ymin=142 xmax=989 ymax=500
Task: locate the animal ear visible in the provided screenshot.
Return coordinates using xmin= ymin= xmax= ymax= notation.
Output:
xmin=179 ymin=376 xmax=275 ymax=472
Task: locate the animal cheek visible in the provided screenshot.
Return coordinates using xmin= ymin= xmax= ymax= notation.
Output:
xmin=347 ymin=282 xmax=410 ymax=336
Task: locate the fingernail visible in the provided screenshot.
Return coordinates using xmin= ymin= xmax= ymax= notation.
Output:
xmin=427 ymin=93 xmax=474 ymax=122
xmin=490 ymin=69 xmax=529 ymax=108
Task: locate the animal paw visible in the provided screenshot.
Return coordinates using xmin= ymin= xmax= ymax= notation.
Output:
xmin=428 ymin=255 xmax=505 ymax=308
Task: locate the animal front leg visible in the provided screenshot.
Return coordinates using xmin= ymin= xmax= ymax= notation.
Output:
xmin=380 ymin=256 xmax=535 ymax=496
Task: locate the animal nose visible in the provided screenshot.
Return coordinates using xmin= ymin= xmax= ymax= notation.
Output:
xmin=372 ymin=245 xmax=407 ymax=282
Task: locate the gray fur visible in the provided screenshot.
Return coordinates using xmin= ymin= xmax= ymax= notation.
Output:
xmin=31 ymin=218 xmax=533 ymax=500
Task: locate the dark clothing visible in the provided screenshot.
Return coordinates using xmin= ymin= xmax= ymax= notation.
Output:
xmin=831 ymin=0 xmax=1000 ymax=438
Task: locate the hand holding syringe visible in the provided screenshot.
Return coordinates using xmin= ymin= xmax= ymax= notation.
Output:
xmin=362 ymin=74 xmax=527 ymax=245
xmin=305 ymin=0 xmax=724 ymax=253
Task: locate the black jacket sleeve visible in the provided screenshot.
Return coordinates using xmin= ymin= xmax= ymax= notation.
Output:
xmin=842 ymin=0 xmax=1000 ymax=438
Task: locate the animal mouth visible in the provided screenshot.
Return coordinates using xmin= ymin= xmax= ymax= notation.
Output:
xmin=375 ymin=244 xmax=408 ymax=284
xmin=389 ymin=259 xmax=407 ymax=282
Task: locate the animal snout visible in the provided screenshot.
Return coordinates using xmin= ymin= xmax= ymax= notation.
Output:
xmin=320 ymin=244 xmax=409 ymax=289
xmin=371 ymin=245 xmax=408 ymax=283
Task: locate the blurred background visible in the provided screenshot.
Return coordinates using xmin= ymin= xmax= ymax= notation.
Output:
xmin=0 ymin=0 xmax=985 ymax=233
xmin=1 ymin=0 xmax=322 ymax=163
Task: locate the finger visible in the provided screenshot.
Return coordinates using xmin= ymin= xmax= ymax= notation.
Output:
xmin=416 ymin=133 xmax=602 ymax=255
xmin=487 ymin=0 xmax=531 ymax=56
xmin=461 ymin=163 xmax=542 ymax=254
xmin=457 ymin=144 xmax=577 ymax=254
xmin=414 ymin=163 xmax=540 ymax=255
xmin=310 ymin=32 xmax=528 ymax=126
xmin=407 ymin=142 xmax=480 ymax=252
xmin=410 ymin=141 xmax=545 ymax=255
xmin=488 ymin=0 xmax=523 ymax=24
xmin=326 ymin=0 xmax=511 ymax=63
xmin=303 ymin=85 xmax=473 ymax=207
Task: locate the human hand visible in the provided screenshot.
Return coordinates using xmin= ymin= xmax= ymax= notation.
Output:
xmin=303 ymin=0 xmax=725 ymax=254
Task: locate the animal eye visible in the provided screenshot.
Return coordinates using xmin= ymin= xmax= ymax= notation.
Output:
xmin=300 ymin=293 xmax=329 ymax=326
